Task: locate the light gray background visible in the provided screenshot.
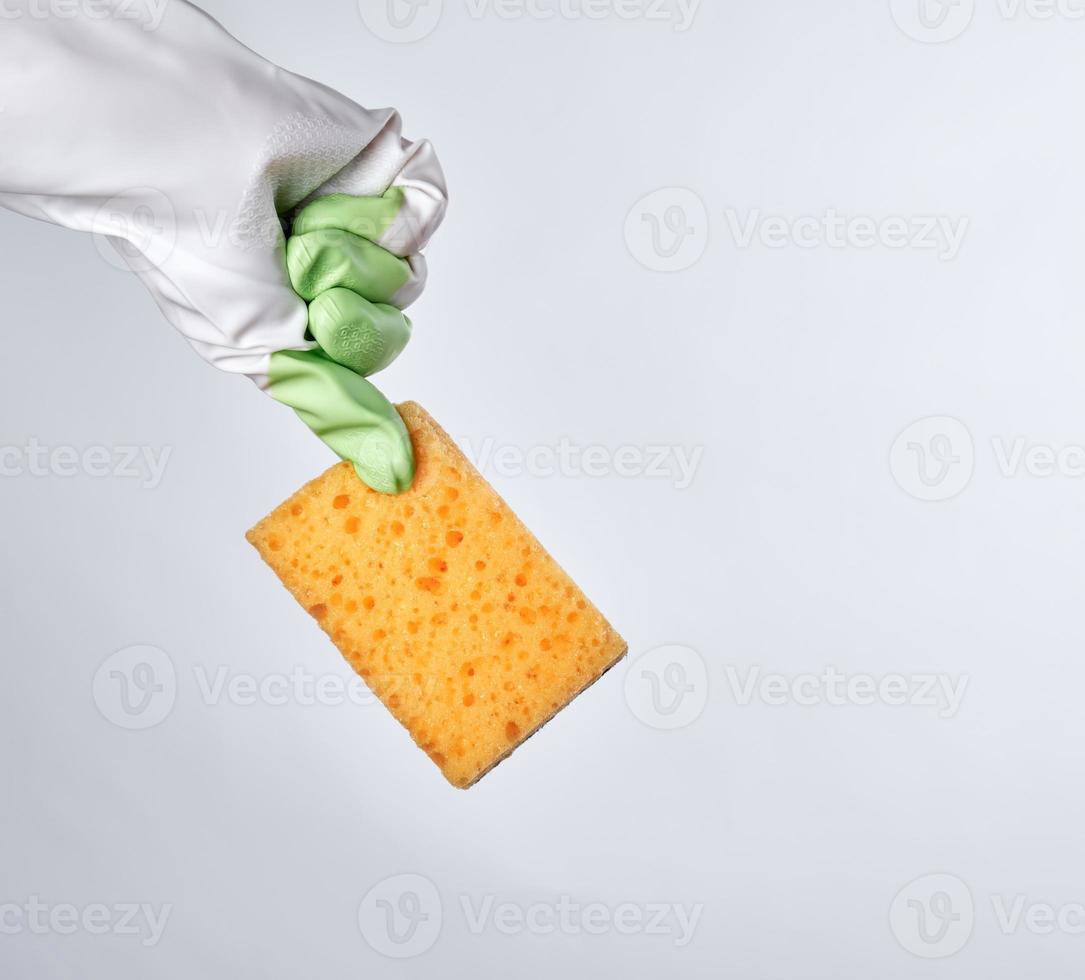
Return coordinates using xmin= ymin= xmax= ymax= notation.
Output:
xmin=3 ymin=0 xmax=1085 ymax=975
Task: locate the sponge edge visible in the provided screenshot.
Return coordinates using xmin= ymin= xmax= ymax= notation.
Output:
xmin=246 ymin=402 xmax=628 ymax=788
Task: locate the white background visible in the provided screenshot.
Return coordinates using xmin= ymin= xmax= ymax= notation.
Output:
xmin=2 ymin=0 xmax=1085 ymax=975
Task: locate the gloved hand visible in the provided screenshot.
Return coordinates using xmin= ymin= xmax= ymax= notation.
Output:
xmin=0 ymin=0 xmax=447 ymax=493
xmin=270 ymin=191 xmax=427 ymax=492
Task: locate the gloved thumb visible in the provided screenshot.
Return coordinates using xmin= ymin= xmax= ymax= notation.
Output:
xmin=266 ymin=349 xmax=414 ymax=494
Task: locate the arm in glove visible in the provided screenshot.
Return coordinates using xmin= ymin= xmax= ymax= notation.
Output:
xmin=0 ymin=0 xmax=447 ymax=492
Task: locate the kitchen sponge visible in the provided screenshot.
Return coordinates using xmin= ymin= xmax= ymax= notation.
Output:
xmin=246 ymin=402 xmax=627 ymax=787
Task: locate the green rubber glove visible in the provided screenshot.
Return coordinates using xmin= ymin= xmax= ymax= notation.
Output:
xmin=270 ymin=191 xmax=424 ymax=494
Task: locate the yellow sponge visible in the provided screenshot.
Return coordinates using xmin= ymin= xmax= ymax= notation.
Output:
xmin=246 ymin=402 xmax=627 ymax=787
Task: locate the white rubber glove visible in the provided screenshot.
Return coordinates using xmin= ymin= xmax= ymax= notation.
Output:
xmin=0 ymin=0 xmax=447 ymax=492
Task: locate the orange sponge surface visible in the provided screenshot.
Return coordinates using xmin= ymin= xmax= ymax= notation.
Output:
xmin=246 ymin=402 xmax=627 ymax=788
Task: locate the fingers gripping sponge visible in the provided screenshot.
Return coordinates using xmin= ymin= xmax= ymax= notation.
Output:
xmin=246 ymin=403 xmax=627 ymax=788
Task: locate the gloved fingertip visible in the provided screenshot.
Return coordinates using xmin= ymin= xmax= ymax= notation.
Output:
xmin=285 ymin=235 xmax=316 ymax=298
xmin=351 ymin=427 xmax=415 ymax=495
